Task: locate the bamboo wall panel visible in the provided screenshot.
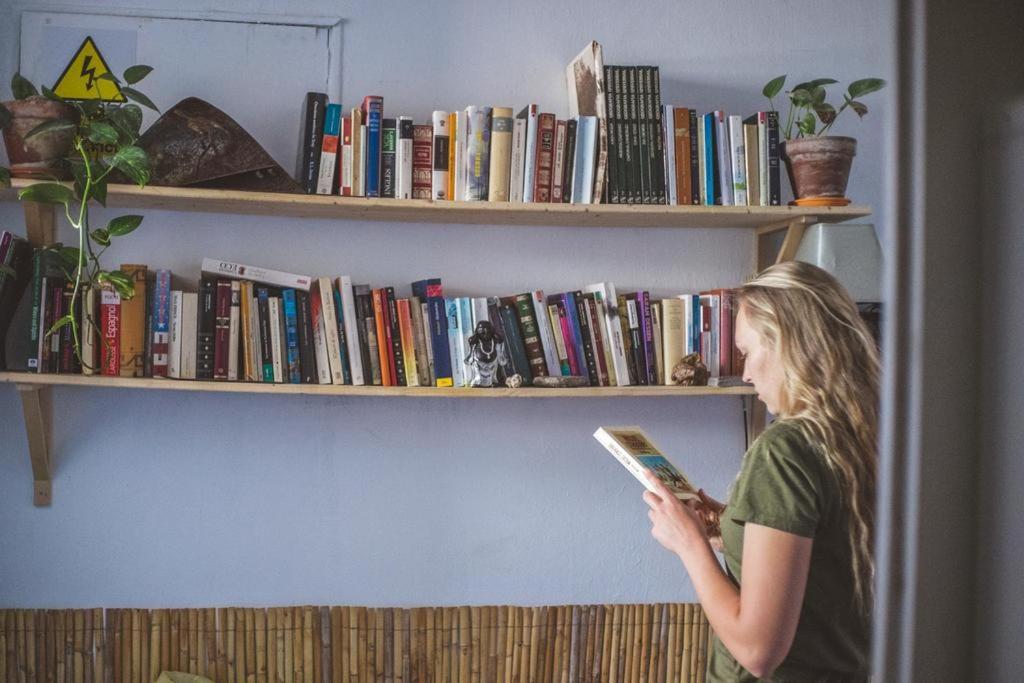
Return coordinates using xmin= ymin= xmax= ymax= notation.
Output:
xmin=0 ymin=605 xmax=710 ymax=683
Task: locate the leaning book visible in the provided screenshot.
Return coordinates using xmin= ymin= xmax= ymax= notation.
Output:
xmin=593 ymin=426 xmax=698 ymax=501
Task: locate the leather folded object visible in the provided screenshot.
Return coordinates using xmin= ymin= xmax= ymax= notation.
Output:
xmin=137 ymin=97 xmax=302 ymax=193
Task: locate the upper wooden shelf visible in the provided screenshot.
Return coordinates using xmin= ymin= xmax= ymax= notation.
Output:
xmin=1 ymin=178 xmax=871 ymax=229
xmin=0 ymin=371 xmax=756 ymax=398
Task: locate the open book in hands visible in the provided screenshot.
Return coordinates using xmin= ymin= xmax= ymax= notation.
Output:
xmin=593 ymin=426 xmax=699 ymax=502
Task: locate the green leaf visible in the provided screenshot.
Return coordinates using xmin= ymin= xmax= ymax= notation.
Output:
xmin=814 ymin=103 xmax=837 ymax=125
xmin=90 ymin=228 xmax=111 ymax=247
xmin=18 ymin=182 xmax=73 ymax=205
xmin=57 ymin=246 xmax=83 ymax=271
xmin=107 ymin=215 xmax=143 ymax=237
xmin=847 ymin=78 xmax=886 ymax=98
xmin=48 ymin=313 xmax=74 ymax=337
xmin=792 ymin=78 xmax=838 ymax=92
xmin=107 ymin=104 xmax=143 ymax=139
xmin=11 ymin=73 xmax=38 ymax=100
xmin=91 ymin=176 xmax=108 ymax=206
xmin=97 ymin=72 xmax=121 ymax=85
xmin=101 ymin=270 xmax=136 ymax=300
xmin=40 ymin=85 xmax=65 ymax=102
xmin=789 ymin=88 xmax=815 ymax=107
xmin=86 ymin=121 xmax=119 ymax=144
xmin=797 ymin=112 xmax=817 ymax=136
xmin=762 ymin=75 xmax=786 ymax=99
xmin=0 ymin=263 xmax=15 ymax=278
xmin=109 ymin=145 xmax=150 ymax=187
xmin=123 ymin=65 xmax=153 ymax=85
xmin=24 ymin=118 xmax=76 ymax=141
xmin=0 ymin=102 xmax=11 ymax=129
xmin=120 ymin=86 xmax=159 ymax=112
xmin=0 ymin=167 xmax=9 ymax=188
xmin=810 ymin=85 xmax=827 ymax=105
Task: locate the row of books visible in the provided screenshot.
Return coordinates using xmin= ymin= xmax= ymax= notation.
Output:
xmin=0 ymin=247 xmax=742 ymax=387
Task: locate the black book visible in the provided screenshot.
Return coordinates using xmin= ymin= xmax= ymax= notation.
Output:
xmin=381 ymin=118 xmax=397 ymax=199
xmin=331 ymin=285 xmax=352 ymax=385
xmin=603 ymin=65 xmax=619 ymax=204
xmin=295 ymin=289 xmax=317 ymax=383
xmin=688 ymin=110 xmax=701 ymax=205
xmin=640 ymin=291 xmax=658 ymax=385
xmin=196 ymin=275 xmax=217 ymax=379
xmin=256 ymin=286 xmax=274 ymax=382
xmin=711 ymin=118 xmax=723 ymax=206
xmin=497 ymin=300 xmax=532 ymax=384
xmin=0 ymin=237 xmax=33 ymax=370
xmin=562 ymin=119 xmax=578 ymax=204
xmin=295 ymin=92 xmax=328 ymax=194
xmin=650 ymin=67 xmax=666 ymax=205
xmin=767 ymin=111 xmax=782 ymax=205
xmin=353 ymin=284 xmax=380 ymax=386
xmin=627 ymin=67 xmax=642 ymax=205
xmin=573 ymin=290 xmax=600 ymax=386
xmin=637 ymin=66 xmax=652 ymax=204
xmin=385 ymin=286 xmax=406 ymax=386
xmin=625 ymin=293 xmax=647 ymax=385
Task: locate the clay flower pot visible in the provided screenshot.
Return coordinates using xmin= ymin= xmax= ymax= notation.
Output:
xmin=781 ymin=136 xmax=857 ymax=199
xmin=1 ymin=95 xmax=76 ymax=179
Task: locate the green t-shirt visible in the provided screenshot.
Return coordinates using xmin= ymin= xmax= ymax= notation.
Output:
xmin=706 ymin=420 xmax=870 ymax=682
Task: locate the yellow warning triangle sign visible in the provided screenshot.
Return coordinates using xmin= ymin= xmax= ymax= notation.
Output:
xmin=53 ymin=36 xmax=125 ymax=102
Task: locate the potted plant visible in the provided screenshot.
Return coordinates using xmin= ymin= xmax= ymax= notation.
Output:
xmin=762 ymin=75 xmax=886 ymax=204
xmin=0 ymin=67 xmax=158 ymax=368
xmin=0 ymin=74 xmax=77 ymax=179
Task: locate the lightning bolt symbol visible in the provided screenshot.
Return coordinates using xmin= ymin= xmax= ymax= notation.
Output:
xmin=80 ymin=55 xmax=97 ymax=91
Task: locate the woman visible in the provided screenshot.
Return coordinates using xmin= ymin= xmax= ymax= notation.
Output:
xmin=644 ymin=261 xmax=879 ymax=681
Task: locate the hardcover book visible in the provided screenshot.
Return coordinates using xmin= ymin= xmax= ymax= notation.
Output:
xmin=488 ymin=107 xmax=514 ymax=202
xmin=593 ymin=426 xmax=698 ymax=501
xmin=566 ymin=40 xmax=608 ymax=203
xmin=295 ymin=92 xmax=328 ymax=194
xmin=411 ymin=124 xmax=433 ymax=200
xmin=431 ymin=111 xmax=450 ymax=200
xmin=118 ymin=264 xmax=148 ymax=378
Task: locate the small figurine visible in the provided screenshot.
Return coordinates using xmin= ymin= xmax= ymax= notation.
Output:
xmin=464 ymin=320 xmax=521 ymax=388
xmin=670 ymin=352 xmax=710 ymax=386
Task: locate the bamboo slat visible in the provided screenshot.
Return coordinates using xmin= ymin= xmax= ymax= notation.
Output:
xmin=696 ymin=611 xmax=708 ymax=683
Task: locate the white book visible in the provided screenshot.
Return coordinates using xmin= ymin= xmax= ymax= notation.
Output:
xmin=201 ymin=258 xmax=312 ymax=292
xmin=445 ymin=297 xmax=465 ymax=387
xmin=471 ymin=296 xmax=490 ymax=329
xmin=358 ymin=124 xmax=367 ymax=196
xmin=593 ymin=426 xmax=698 ymax=502
xmin=664 ymin=106 xmax=678 ymax=205
xmin=455 ymin=297 xmax=474 ymax=383
xmin=659 ymin=297 xmax=685 ymax=385
xmin=335 ymin=275 xmax=364 ymax=385
xmin=454 ymin=110 xmax=466 ymax=201
xmin=590 ymin=292 xmax=618 ymax=386
xmin=81 ymin=285 xmax=97 ymax=376
xmin=311 ymin=292 xmax=332 ymax=384
xmin=168 ymin=290 xmax=183 ymax=379
xmin=431 ymin=111 xmax=449 ymax=200
xmin=228 ymin=280 xmax=240 ymax=381
xmin=180 ymin=292 xmax=198 ymax=380
xmin=246 ymin=285 xmax=262 ymax=381
xmin=396 ymin=116 xmax=414 ymax=200
xmin=316 ymin=277 xmax=345 ymax=384
xmin=520 ymin=104 xmax=539 ymax=202
xmin=531 ymin=290 xmax=561 ymax=377
xmin=572 ymin=116 xmax=598 ymax=204
xmin=509 ymin=116 xmax=527 ymax=203
xmin=269 ymin=296 xmax=284 ymax=383
xmin=714 ymin=111 xmax=734 ymax=206
xmin=758 ymin=112 xmax=769 ymax=206
xmin=728 ymin=114 xmax=748 ymax=206
xmin=341 ymin=124 xmax=353 ymax=196
xmin=584 ymin=281 xmax=630 ymax=386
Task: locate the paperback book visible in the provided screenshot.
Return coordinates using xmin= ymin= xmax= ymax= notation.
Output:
xmin=593 ymin=426 xmax=698 ymax=501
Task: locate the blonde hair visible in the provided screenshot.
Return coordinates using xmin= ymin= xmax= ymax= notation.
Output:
xmin=735 ymin=260 xmax=879 ymax=617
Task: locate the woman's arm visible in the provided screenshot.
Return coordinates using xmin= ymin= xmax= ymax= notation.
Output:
xmin=643 ymin=472 xmax=812 ymax=678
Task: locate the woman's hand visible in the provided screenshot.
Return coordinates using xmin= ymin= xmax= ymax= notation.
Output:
xmin=642 ymin=470 xmax=709 ymax=559
xmin=696 ymin=489 xmax=726 ymax=553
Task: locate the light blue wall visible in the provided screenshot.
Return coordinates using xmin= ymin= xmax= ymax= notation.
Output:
xmin=0 ymin=0 xmax=893 ymax=608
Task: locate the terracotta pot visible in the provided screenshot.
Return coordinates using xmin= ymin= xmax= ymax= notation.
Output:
xmin=1 ymin=95 xmax=76 ymax=179
xmin=781 ymin=136 xmax=857 ymax=199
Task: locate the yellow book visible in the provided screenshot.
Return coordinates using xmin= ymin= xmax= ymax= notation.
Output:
xmin=118 ymin=264 xmax=147 ymax=377
xmin=447 ymin=112 xmax=457 ymax=200
xmin=396 ymin=298 xmax=419 ymax=386
xmin=351 ymin=106 xmax=364 ymax=196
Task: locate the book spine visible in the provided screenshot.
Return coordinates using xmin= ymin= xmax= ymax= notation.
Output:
xmin=551 ymin=120 xmax=567 ymax=203
xmin=562 ymin=119 xmax=577 ymax=204
xmin=533 ymin=113 xmax=556 ymax=203
xmin=703 ymin=113 xmax=717 ymax=205
xmin=340 ymin=114 xmax=353 ymax=196
xmin=26 ymin=248 xmax=44 ymax=372
xmin=269 ymin=296 xmax=284 ymax=382
xmin=465 ymin=106 xmax=492 ymax=201
xmin=59 ymin=285 xmax=73 ymax=373
xmin=372 ymin=288 xmax=392 ymax=386
xmin=331 ymin=285 xmax=352 ymax=384
xmin=650 ymin=67 xmax=666 ymax=204
xmin=455 ymin=296 xmax=474 ymax=385
xmin=310 ymin=286 xmax=332 ymax=384
xmin=316 ymin=102 xmax=342 ymax=195
xmin=532 ymin=291 xmax=561 ymax=376
xmin=337 ymin=276 xmax=364 ymax=385
xmin=625 ymin=295 xmax=645 ymax=385
xmin=729 ymin=114 xmax=748 ymax=206
xmin=420 ymin=301 xmax=435 ymax=385
xmin=245 ymin=282 xmax=261 ymax=381
xmin=350 ymin=106 xmax=364 ymax=196
xmin=549 ymin=296 xmax=579 ymax=375
xmin=627 ymin=67 xmax=642 ymax=205
xmin=767 ymin=110 xmax=781 ymax=205
xmin=415 ymin=279 xmax=452 ymax=387
xmin=603 ymin=65 xmax=618 ymax=204
xmin=509 ymin=115 xmax=527 ymax=203
xmin=688 ymin=110 xmax=701 ymax=205
xmin=200 ymin=258 xmax=312 ymax=291
xmin=150 ymin=269 xmax=171 ymax=377
xmin=380 ymin=117 xmax=397 ymax=199
xmin=431 ymin=111 xmax=450 ymax=200
xmin=281 ymin=289 xmax=300 ymax=383
xmin=573 ymin=292 xmax=600 ymax=386
xmin=495 ymin=302 xmax=529 ymax=383
xmin=663 ymin=105 xmax=676 ymax=205
xmin=80 ymin=284 xmax=98 ymax=375
xmin=673 ymin=107 xmax=690 ymax=205
xmin=362 ymin=95 xmax=384 ymax=197
xmin=585 ymin=294 xmax=610 ymax=385
xmin=650 ymin=300 xmax=664 ymax=384
xmin=353 ymin=285 xmax=377 ymax=384
xmin=296 ymin=92 xmax=327 ymax=194
xmin=449 ymin=112 xmax=460 ymax=201
xmin=99 ymin=285 xmax=121 ymax=376
xmin=396 ymin=117 xmax=414 ymax=200
xmin=386 ymin=286 xmax=406 ymax=386
xmin=743 ymin=116 xmax=760 ymax=207
xmin=180 ymin=292 xmax=197 ymax=379
xmin=408 ymin=296 xmax=430 ymax=387
xmin=213 ymin=279 xmax=231 ymax=380
xmin=590 ymin=291 xmax=617 ymax=386
xmin=513 ymin=293 xmax=548 ymax=378
xmin=118 ymin=264 xmax=147 ymax=378
xmin=412 ymin=124 xmax=433 ymax=199
xmin=445 ymin=297 xmax=464 ymax=387
xmin=640 ymin=291 xmax=658 ymax=385
xmin=562 ymin=292 xmax=588 ymax=380
xmin=396 ymin=298 xmax=419 ymax=386
xmin=317 ymin=277 xmax=345 ymax=384
xmin=228 ymin=280 xmax=241 ymax=381
xmin=295 ymin=289 xmax=317 ymax=383
xmin=546 ymin=303 xmax=571 ymax=375
xmin=256 ymin=287 xmax=274 ymax=382
xmin=488 ymin=107 xmax=514 ymax=202
xmin=758 ymin=112 xmax=769 ymax=206
xmin=714 ymin=111 xmax=733 ymax=205
xmin=638 ymin=66 xmax=651 ymax=203
xmin=521 ymin=105 xmax=539 ymax=202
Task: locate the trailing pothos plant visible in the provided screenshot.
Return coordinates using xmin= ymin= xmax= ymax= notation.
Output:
xmin=0 ymin=67 xmax=158 ymax=369
xmin=761 ymin=75 xmax=886 ymax=141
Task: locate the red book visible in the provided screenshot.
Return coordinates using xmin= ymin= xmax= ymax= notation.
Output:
xmin=99 ymin=285 xmax=121 ymax=376
xmin=213 ymin=279 xmax=231 ymax=380
xmin=371 ymin=288 xmax=392 ymax=386
xmin=533 ymin=113 xmax=556 ymax=202
xmin=411 ymin=124 xmax=433 ymax=199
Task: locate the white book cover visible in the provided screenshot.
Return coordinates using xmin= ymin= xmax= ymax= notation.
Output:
xmin=758 ymin=112 xmax=769 ymax=206
xmin=678 ymin=294 xmax=696 ymax=356
xmin=246 ymin=285 xmax=262 ymax=381
xmin=316 ymin=277 xmax=345 ymax=384
xmin=431 ymin=111 xmax=449 ymax=200
xmin=455 ymin=297 xmax=474 ymax=383
xmin=471 ymin=296 xmax=490 ymax=329
xmin=659 ymin=297 xmax=685 ymax=385
xmin=311 ymin=291 xmax=332 ymax=384
xmin=572 ymin=116 xmax=598 ymax=204
xmin=593 ymin=426 xmax=698 ymax=502
xmin=521 ymin=104 xmax=539 ymax=202
xmin=80 ymin=285 xmax=97 ymax=376
xmin=714 ymin=111 xmax=734 ymax=206
xmin=531 ymin=290 xmax=561 ymax=377
xmin=590 ymin=292 xmax=618 ymax=386
xmin=454 ymin=110 xmax=466 ymax=201
xmin=420 ymin=301 xmax=435 ymax=385
xmin=509 ymin=116 xmax=527 ymax=203
xmin=397 ymin=116 xmax=414 ymax=200
xmin=269 ymin=296 xmax=284 ymax=383
xmin=584 ymin=281 xmax=630 ymax=386
xmin=180 ymin=292 xmax=198 ymax=380
xmin=168 ymin=290 xmax=183 ymax=379
xmin=335 ymin=275 xmax=364 ymax=385
xmin=201 ymin=258 xmax=312 ymax=291
xmin=445 ymin=297 xmax=465 ymax=387
xmin=228 ymin=280 xmax=240 ymax=381
xmin=664 ymin=106 xmax=678 ymax=205
xmin=728 ymin=114 xmax=748 ymax=206
xmin=358 ymin=123 xmax=367 ymax=196
xmin=341 ymin=127 xmax=353 ymax=196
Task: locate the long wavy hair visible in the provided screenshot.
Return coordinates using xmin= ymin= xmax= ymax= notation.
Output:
xmin=734 ymin=260 xmax=880 ymax=617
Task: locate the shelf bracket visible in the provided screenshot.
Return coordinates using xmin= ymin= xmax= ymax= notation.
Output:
xmin=17 ymin=383 xmax=53 ymax=506
xmin=754 ymin=216 xmax=817 ymax=272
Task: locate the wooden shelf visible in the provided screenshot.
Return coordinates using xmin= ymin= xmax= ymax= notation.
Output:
xmin=1 ymin=178 xmax=871 ymax=229
xmin=0 ymin=372 xmax=756 ymax=398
